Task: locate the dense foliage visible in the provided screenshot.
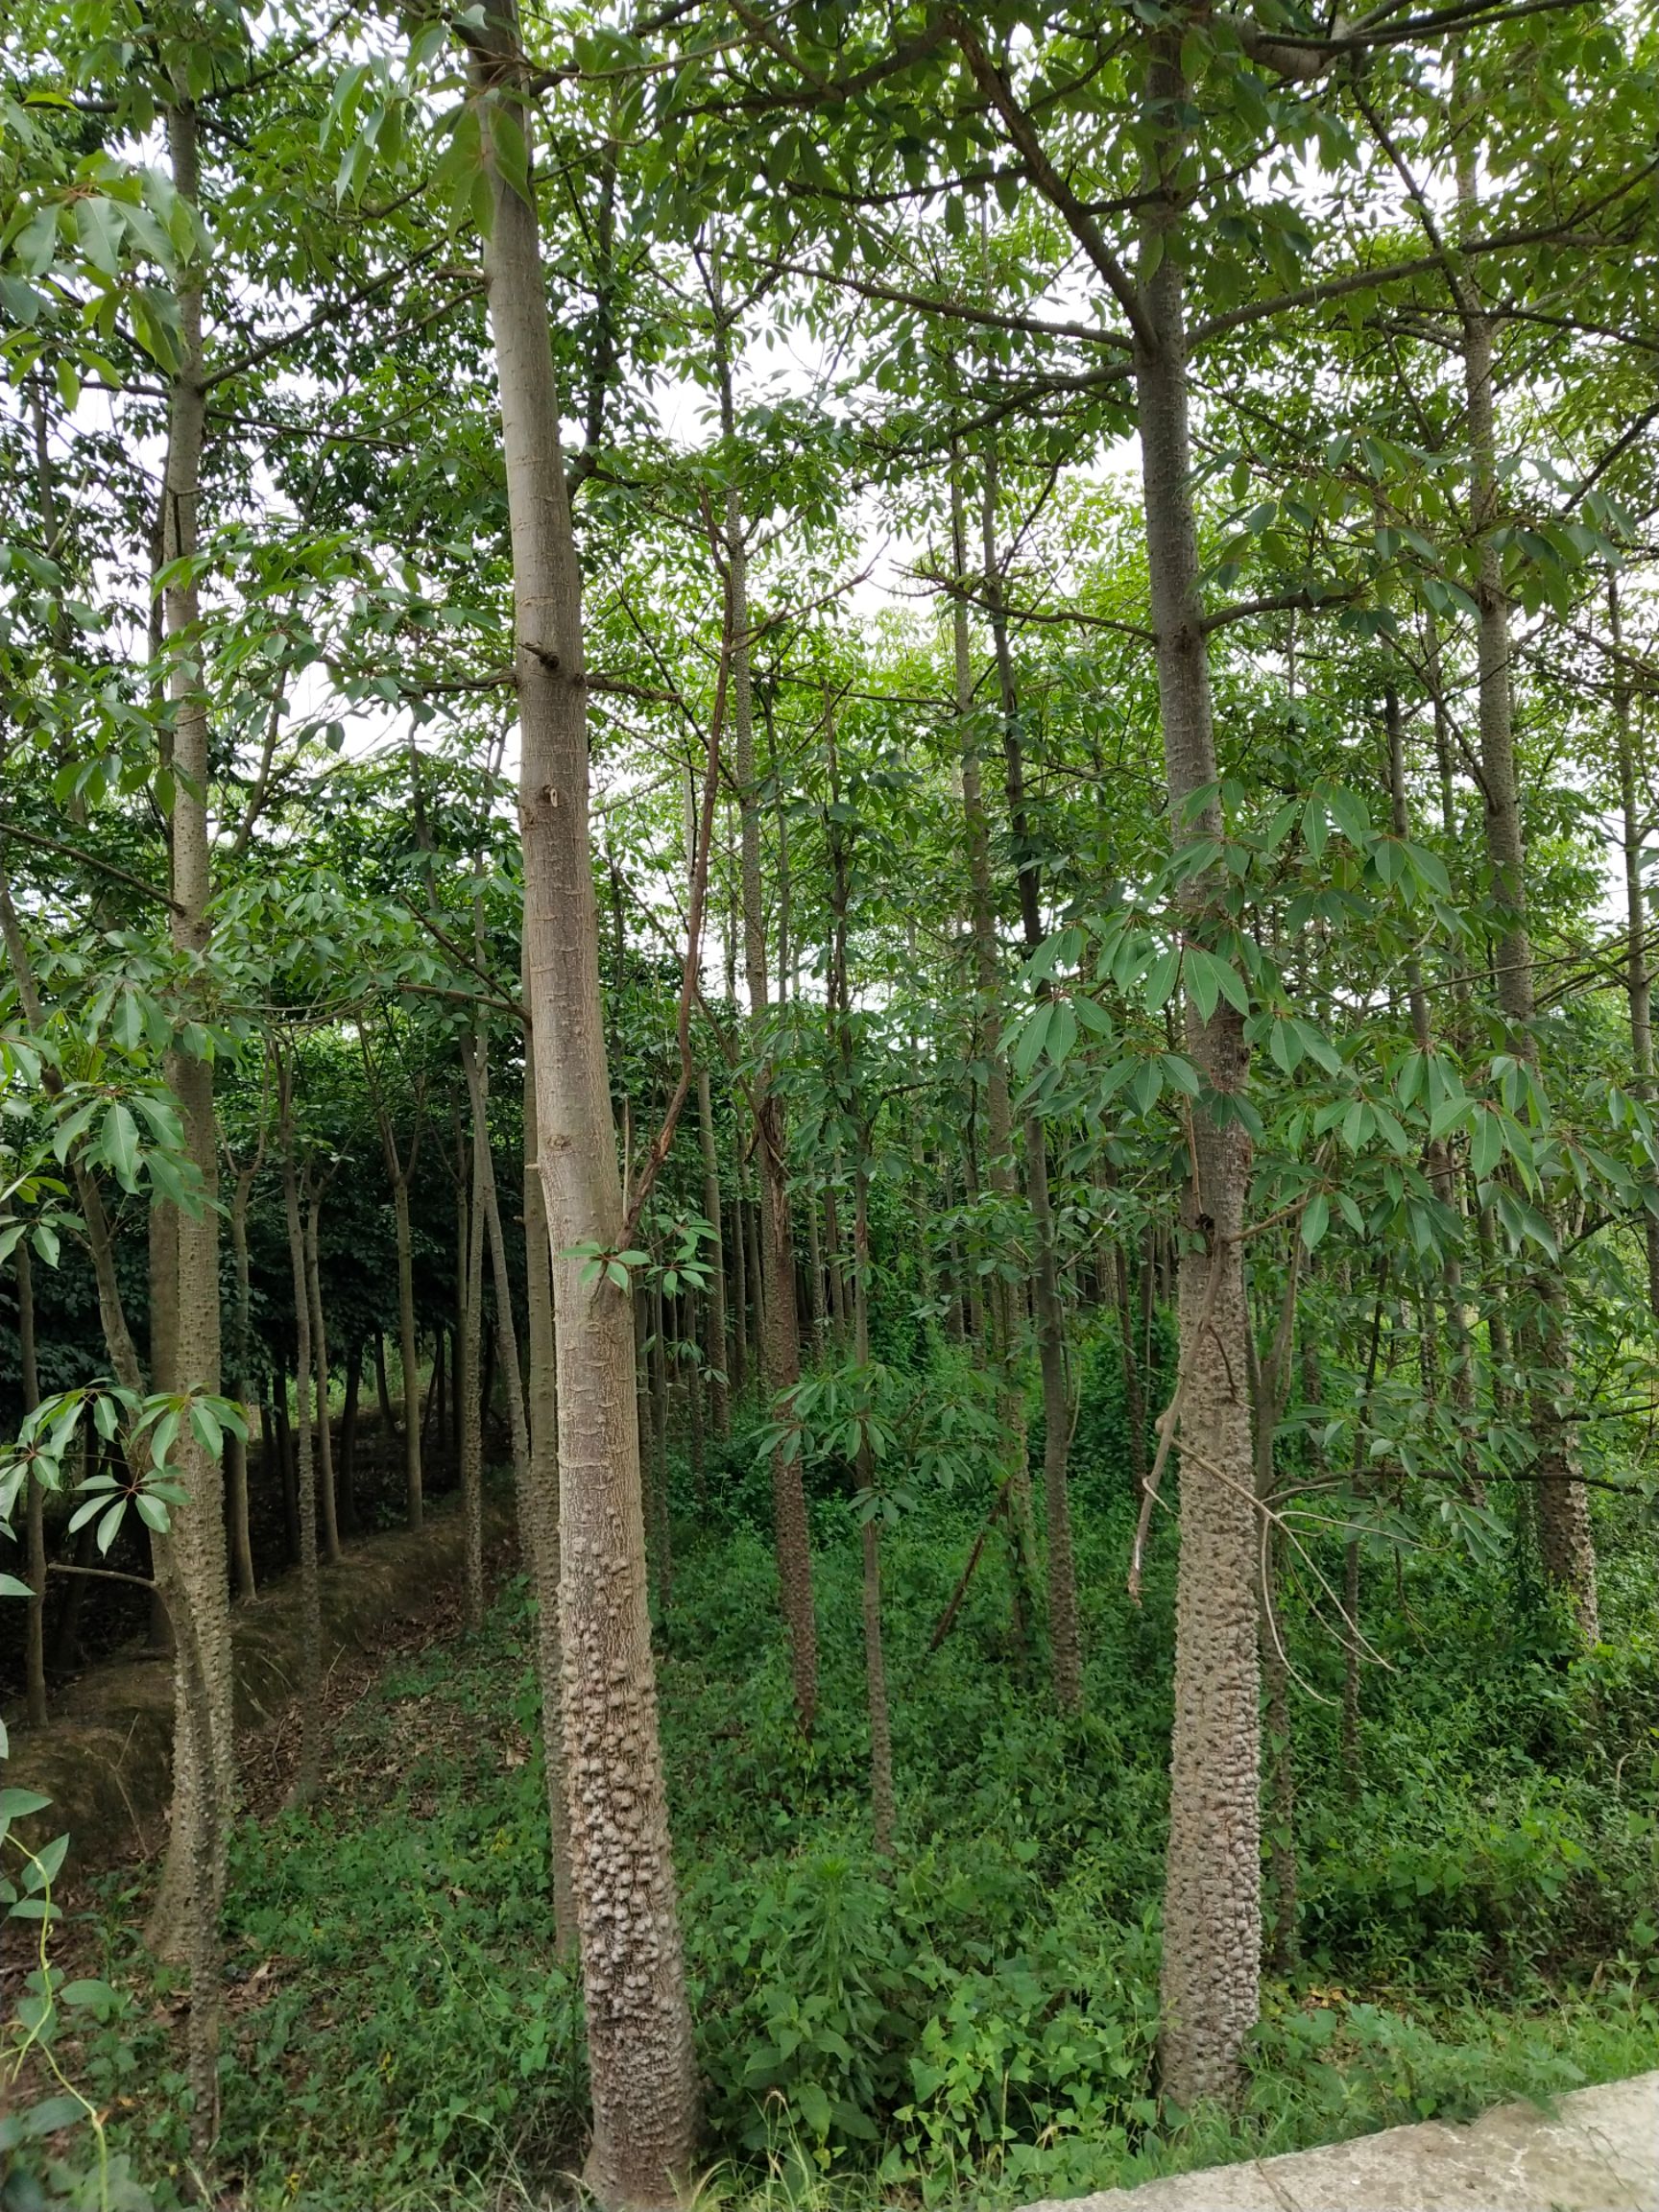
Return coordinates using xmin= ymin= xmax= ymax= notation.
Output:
xmin=2 ymin=0 xmax=1659 ymax=2203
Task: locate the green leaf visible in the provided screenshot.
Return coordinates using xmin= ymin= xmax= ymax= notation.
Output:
xmin=1301 ymin=1192 xmax=1331 ymax=1251
xmin=1471 ymin=1107 xmax=1503 ymax=1182
xmin=102 ymin=1101 xmax=140 ymax=1189
xmin=1144 ymin=947 xmax=1180 ymax=1012
xmin=0 ymin=1573 xmax=36 ymax=1598
xmin=21 ymin=2095 xmax=85 ymax=2140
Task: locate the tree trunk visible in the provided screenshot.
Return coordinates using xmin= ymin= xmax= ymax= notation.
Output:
xmin=950 ymin=463 xmax=1043 ymax=1639
xmin=1455 ymin=108 xmax=1597 ymax=1641
xmin=18 ymin=1241 xmax=46 ymax=1727
xmin=304 ymin=1175 xmax=342 ymax=1567
xmin=1383 ymin=688 xmax=1476 ymax=1435
xmin=227 ymin=1165 xmax=258 ymax=1597
xmin=981 ymin=454 xmax=1082 ymax=1712
xmin=648 ymin=1275 xmax=672 ymax=1622
xmin=459 ymin=1076 xmax=487 ymax=1633
xmin=479 ymin=18 xmax=697 ymax=2192
xmin=720 ymin=406 xmax=818 ymax=1729
xmin=1611 ymin=578 xmax=1659 ymax=1322
xmin=729 ymin=1183 xmax=749 ymax=1394
xmin=279 ymin=1070 xmax=323 ymax=1809
xmin=695 ymin=1066 xmax=730 ymax=1437
xmin=1135 ymin=46 xmax=1261 ymax=2104
xmin=392 ymin=1172 xmax=423 ymax=1528
xmin=374 ymin=1330 xmax=395 ymax=1431
xmin=520 ymin=1013 xmax=577 ymax=1956
xmin=338 ymin=1337 xmax=362 ymax=1535
xmin=145 ymin=125 xmax=233 ymax=2155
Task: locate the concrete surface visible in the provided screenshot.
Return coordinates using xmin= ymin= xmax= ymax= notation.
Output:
xmin=1020 ymin=2069 xmax=1659 ymax=2211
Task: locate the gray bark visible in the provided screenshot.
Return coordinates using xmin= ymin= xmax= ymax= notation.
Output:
xmin=477 ymin=16 xmax=697 ymax=2193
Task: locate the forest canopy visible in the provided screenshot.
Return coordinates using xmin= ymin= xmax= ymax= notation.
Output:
xmin=2 ymin=0 xmax=1658 ymax=2206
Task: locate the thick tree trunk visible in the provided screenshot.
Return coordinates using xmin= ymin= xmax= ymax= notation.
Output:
xmin=522 ymin=1005 xmax=577 ymax=1957
xmin=1135 ymin=50 xmax=1261 ymax=2104
xmin=479 ymin=19 xmax=697 ymax=2194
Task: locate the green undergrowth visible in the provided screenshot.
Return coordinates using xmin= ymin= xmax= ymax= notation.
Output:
xmin=24 ymin=1338 xmax=1659 ymax=2210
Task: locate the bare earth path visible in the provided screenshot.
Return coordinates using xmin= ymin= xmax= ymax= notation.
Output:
xmin=1021 ymin=2070 xmax=1659 ymax=2212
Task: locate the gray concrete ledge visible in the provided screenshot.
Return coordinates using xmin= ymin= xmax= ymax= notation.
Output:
xmin=1018 ymin=2068 xmax=1659 ymax=2212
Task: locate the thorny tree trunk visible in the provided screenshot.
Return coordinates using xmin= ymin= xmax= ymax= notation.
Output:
xmin=279 ymin=1067 xmax=323 ymax=1809
xmin=522 ymin=1003 xmax=577 ymax=1958
xmin=695 ymin=1067 xmax=730 ymax=1438
xmin=227 ymin=1163 xmax=259 ymax=1598
xmin=717 ymin=351 xmax=819 ymax=1727
xmin=146 ymin=123 xmax=233 ymax=2162
xmin=1455 ymin=106 xmax=1597 ymax=1640
xmin=304 ymin=1174 xmax=342 ymax=1567
xmin=1135 ymin=46 xmax=1261 ymax=2104
xmin=18 ymin=1241 xmax=45 ymax=1727
xmin=982 ymin=455 xmax=1082 ymax=1712
xmin=477 ymin=14 xmax=697 ymax=2194
xmin=1248 ymin=1257 xmax=1301 ymax=1977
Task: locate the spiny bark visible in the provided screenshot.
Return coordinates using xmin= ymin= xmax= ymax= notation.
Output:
xmin=478 ymin=15 xmax=697 ymax=2194
xmin=522 ymin=1006 xmax=577 ymax=1959
xmin=1136 ymin=44 xmax=1261 ymax=2104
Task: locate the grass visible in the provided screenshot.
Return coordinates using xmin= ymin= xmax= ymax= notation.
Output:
xmin=12 ymin=1335 xmax=1659 ymax=2209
